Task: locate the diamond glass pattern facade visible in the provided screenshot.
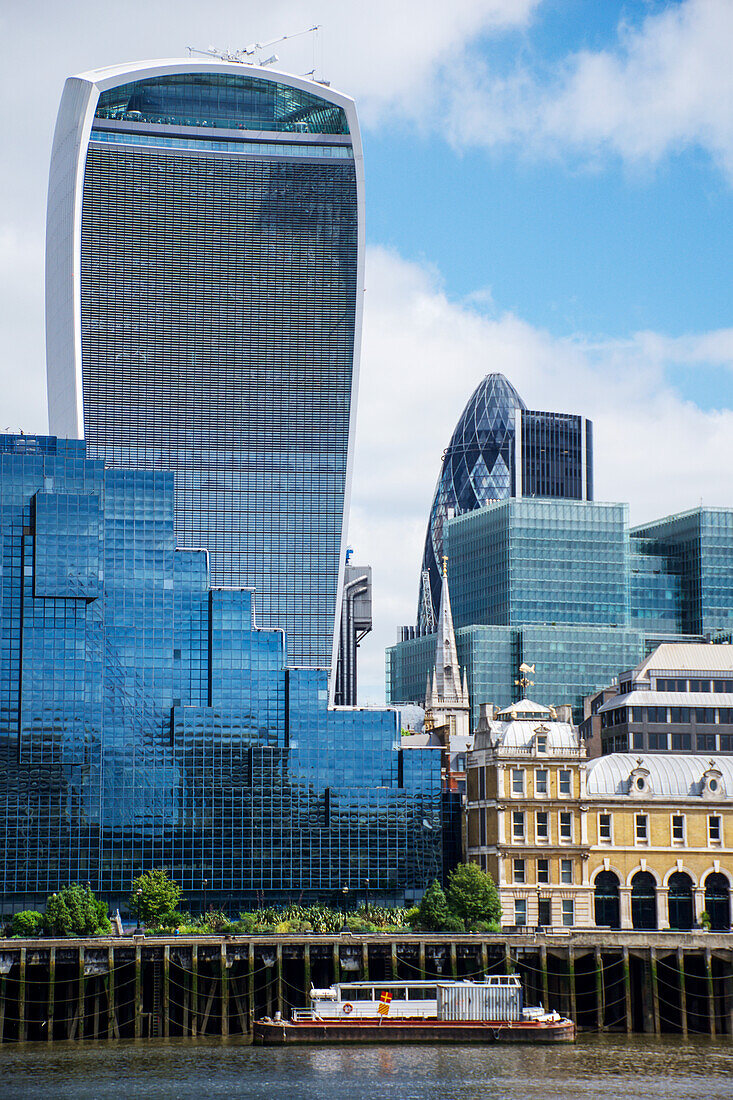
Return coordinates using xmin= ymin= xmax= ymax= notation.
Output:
xmin=46 ymin=62 xmax=364 ymax=672
xmin=416 ymin=374 xmax=592 ymax=633
xmin=0 ymin=435 xmax=441 ymax=911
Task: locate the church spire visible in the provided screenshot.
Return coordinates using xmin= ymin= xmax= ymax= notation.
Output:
xmin=435 ymin=556 xmax=462 ymax=703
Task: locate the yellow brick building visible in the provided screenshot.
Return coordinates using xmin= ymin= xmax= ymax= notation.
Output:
xmin=466 ymin=700 xmax=733 ymax=931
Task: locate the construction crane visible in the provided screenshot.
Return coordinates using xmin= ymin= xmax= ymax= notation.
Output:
xmin=188 ymin=26 xmax=321 ymax=71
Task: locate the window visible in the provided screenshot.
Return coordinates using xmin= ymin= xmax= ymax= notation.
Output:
xmin=514 ymin=899 xmax=527 ymax=927
xmin=648 ymin=732 xmax=668 ymax=750
xmin=670 ymin=707 xmax=689 ymax=724
xmin=478 ymin=767 xmax=486 ymax=800
xmin=479 ymin=809 xmax=487 ymax=847
xmin=536 ymin=735 xmax=547 ymax=754
xmin=690 ymin=679 xmax=710 ymax=693
xmin=512 ymin=811 xmax=525 ymax=842
xmin=536 ymin=812 xmax=549 ymax=843
xmin=559 ymin=770 xmax=572 ymax=796
xmin=561 ymin=899 xmax=574 ymax=927
xmin=672 ymin=732 xmax=691 ymax=751
xmin=635 ymin=814 xmax=648 ymax=843
xmin=559 ymin=812 xmax=572 ymax=843
xmin=513 ymin=859 xmax=526 ymax=884
xmin=537 ymin=858 xmax=550 ymax=884
xmin=599 ymin=813 xmax=612 ymax=843
xmin=714 ymin=680 xmax=733 ymax=693
xmin=709 ymin=815 xmax=722 ymax=844
xmin=560 ymin=859 xmax=573 ymax=884
xmin=647 ymin=707 xmax=667 ymax=722
xmin=671 ymin=815 xmax=685 ymax=844
xmin=633 ymin=732 xmax=644 ymax=750
xmin=721 ymin=735 xmax=733 ymax=752
xmin=695 ymin=708 xmax=714 ymax=723
xmin=511 ymin=769 xmax=525 ymax=796
xmin=535 ymin=769 xmax=548 ymax=795
xmin=697 ymin=733 xmax=717 ymax=752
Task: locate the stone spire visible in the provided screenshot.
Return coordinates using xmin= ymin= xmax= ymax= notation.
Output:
xmin=435 ymin=556 xmax=464 ymax=703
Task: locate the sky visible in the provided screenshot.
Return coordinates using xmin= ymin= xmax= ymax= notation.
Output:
xmin=1 ymin=0 xmax=732 ymax=702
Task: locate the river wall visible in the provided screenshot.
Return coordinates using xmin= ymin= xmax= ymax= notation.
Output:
xmin=0 ymin=932 xmax=731 ymax=1042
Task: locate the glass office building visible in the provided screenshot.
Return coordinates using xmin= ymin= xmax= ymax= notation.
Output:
xmin=389 ymin=500 xmax=733 ymax=722
xmin=0 ymin=435 xmax=441 ymax=911
xmin=416 ymin=374 xmax=592 ymax=634
xmin=46 ymin=61 xmax=365 ymax=672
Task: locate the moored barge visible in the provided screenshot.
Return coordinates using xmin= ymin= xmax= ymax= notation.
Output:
xmin=253 ymin=976 xmax=575 ymax=1044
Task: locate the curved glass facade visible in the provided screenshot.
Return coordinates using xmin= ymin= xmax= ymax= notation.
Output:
xmin=76 ymin=69 xmax=359 ymax=669
xmin=417 ymin=374 xmax=525 ymax=633
xmin=95 ymin=73 xmax=349 ymax=134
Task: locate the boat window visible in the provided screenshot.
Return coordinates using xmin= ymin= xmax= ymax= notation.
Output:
xmin=386 ymin=988 xmax=406 ymax=1000
xmin=340 ymin=987 xmax=372 ymax=1001
xmin=407 ymin=987 xmax=436 ymax=1000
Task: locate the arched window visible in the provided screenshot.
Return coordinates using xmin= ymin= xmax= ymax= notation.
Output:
xmin=704 ymin=872 xmax=731 ymax=932
xmin=594 ymin=870 xmax=620 ymax=929
xmin=631 ymin=871 xmax=657 ymax=930
xmin=668 ymin=872 xmax=694 ymax=931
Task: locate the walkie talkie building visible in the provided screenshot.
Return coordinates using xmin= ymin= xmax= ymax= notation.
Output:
xmin=46 ymin=60 xmax=364 ymax=673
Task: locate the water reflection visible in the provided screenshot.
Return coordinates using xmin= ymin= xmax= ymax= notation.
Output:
xmin=1 ymin=1036 xmax=732 ymax=1100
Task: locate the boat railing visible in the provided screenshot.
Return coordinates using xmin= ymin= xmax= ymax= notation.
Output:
xmin=292 ymin=1008 xmax=318 ymax=1022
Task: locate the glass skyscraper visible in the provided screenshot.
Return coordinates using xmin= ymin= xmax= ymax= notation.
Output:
xmin=0 ymin=434 xmax=441 ymax=911
xmin=416 ymin=374 xmax=592 ymax=634
xmin=46 ymin=61 xmax=365 ymax=673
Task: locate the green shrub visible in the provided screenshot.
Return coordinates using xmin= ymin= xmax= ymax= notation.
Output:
xmin=11 ymin=910 xmax=44 ymax=937
xmin=469 ymin=919 xmax=501 ymax=933
xmin=416 ymin=880 xmax=450 ymax=931
xmin=130 ymin=869 xmax=183 ymax=925
xmin=156 ymin=910 xmax=187 ymax=930
xmin=446 ymin=864 xmax=501 ymax=928
xmin=44 ymin=884 xmax=112 ymax=936
xmin=443 ymin=914 xmax=466 ymax=933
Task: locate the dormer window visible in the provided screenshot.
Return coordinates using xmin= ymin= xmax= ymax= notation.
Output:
xmin=536 ymin=736 xmax=547 ymax=754
xmin=628 ymin=758 xmax=652 ymax=797
xmin=701 ymin=760 xmax=725 ymax=800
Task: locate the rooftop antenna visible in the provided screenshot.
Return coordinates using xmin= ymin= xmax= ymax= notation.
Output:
xmin=188 ymin=25 xmax=321 ymax=71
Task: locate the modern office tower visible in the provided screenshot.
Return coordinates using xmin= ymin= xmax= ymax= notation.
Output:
xmin=630 ymin=509 xmax=733 ymax=639
xmin=417 ymin=373 xmax=592 ymax=634
xmin=589 ymin=642 xmax=733 ymax=757
xmin=46 ymin=59 xmax=364 ymax=672
xmin=0 ymin=435 xmax=441 ymax=911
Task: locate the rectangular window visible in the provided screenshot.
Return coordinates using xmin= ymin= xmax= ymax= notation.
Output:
xmin=536 ymin=812 xmax=549 ymax=843
xmin=630 ymin=707 xmax=645 ymax=722
xmin=479 ymin=809 xmax=487 ymax=847
xmin=559 ymin=769 xmax=572 ymax=796
xmin=535 ymin=769 xmax=548 ymax=795
xmin=648 ymin=706 xmax=667 ymax=722
xmin=635 ymin=814 xmax=648 ymax=843
xmin=536 ymin=735 xmax=547 ymax=754
xmin=714 ymin=680 xmax=733 ymax=693
xmin=512 ymin=811 xmax=525 ymax=842
xmin=560 ymin=859 xmax=573 ymax=884
xmin=690 ymin=679 xmax=710 ymax=693
xmin=672 ymin=732 xmax=691 ymax=751
xmin=537 ymin=858 xmax=550 ymax=884
xmin=513 ymin=858 xmax=526 ymax=884
xmin=648 ymin=732 xmax=668 ymax=750
xmin=561 ymin=899 xmax=574 ymax=927
xmin=670 ymin=707 xmax=690 ymax=724
xmin=671 ymin=815 xmax=685 ymax=843
xmin=514 ymin=899 xmax=527 ymax=927
xmin=709 ymin=815 xmax=722 ymax=844
xmin=695 ymin=708 xmax=714 ymax=724
xmin=697 ymin=733 xmax=717 ymax=752
xmin=478 ymin=767 xmax=486 ymax=800
xmin=512 ymin=769 xmax=525 ymax=796
xmin=721 ymin=734 xmax=733 ymax=752
xmin=599 ymin=813 xmax=612 ymax=843
xmin=559 ymin=812 xmax=572 ymax=843
xmin=633 ymin=732 xmax=644 ymax=750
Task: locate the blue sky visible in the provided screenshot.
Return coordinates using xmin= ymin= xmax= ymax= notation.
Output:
xmin=0 ymin=0 xmax=732 ymax=699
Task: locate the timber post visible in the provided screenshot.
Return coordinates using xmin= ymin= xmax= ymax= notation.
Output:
xmin=677 ymin=948 xmax=688 ymax=1039
xmin=18 ymin=947 xmax=26 ymax=1042
xmin=134 ymin=944 xmax=142 ymax=1039
xmin=622 ymin=946 xmax=632 ymax=1034
xmin=47 ymin=946 xmax=56 ymax=1042
xmin=705 ymin=948 xmax=716 ymax=1038
xmin=220 ymin=943 xmax=228 ymax=1037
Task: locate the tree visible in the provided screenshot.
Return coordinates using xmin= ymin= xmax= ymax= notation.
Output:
xmin=10 ymin=910 xmax=44 ymax=937
xmin=44 ymin=884 xmax=112 ymax=936
xmin=130 ymin=869 xmax=182 ymax=924
xmin=416 ymin=879 xmax=450 ymax=931
xmin=446 ymin=863 xmax=501 ymax=929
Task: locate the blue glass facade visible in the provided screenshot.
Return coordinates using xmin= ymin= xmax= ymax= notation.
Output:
xmin=0 ymin=435 xmax=441 ymax=910
xmin=390 ymin=500 xmax=733 ymax=722
xmin=416 ymin=374 xmax=592 ymax=634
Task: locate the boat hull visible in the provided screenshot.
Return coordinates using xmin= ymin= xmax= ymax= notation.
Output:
xmin=253 ymin=1017 xmax=575 ymax=1045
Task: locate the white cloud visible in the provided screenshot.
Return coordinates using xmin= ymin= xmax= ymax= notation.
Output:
xmin=444 ymin=0 xmax=733 ymax=178
xmin=350 ymin=246 xmax=733 ymax=702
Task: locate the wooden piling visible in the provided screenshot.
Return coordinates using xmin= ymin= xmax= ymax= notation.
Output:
xmin=649 ymin=949 xmax=661 ymax=1036
xmin=275 ymin=943 xmax=283 ymax=1020
xmin=705 ymin=949 xmax=716 ymax=1038
xmin=134 ymin=945 xmax=142 ymax=1039
xmin=47 ymin=947 xmax=55 ymax=1042
xmin=191 ymin=945 xmax=198 ymax=1037
xmin=480 ymin=941 xmax=489 ymax=979
xmin=594 ymin=947 xmax=604 ymax=1032
xmin=247 ymin=942 xmax=254 ymax=1032
xmin=163 ymin=946 xmax=170 ymax=1038
xmin=18 ymin=947 xmax=26 ymax=1042
xmin=540 ymin=944 xmax=549 ymax=1009
xmin=568 ymin=947 xmax=577 ymax=1026
xmin=450 ymin=943 xmax=458 ymax=979
xmin=303 ymin=943 xmax=311 ymax=998
xmin=77 ymin=947 xmax=85 ymax=1041
xmin=391 ymin=942 xmax=399 ymax=980
xmin=419 ymin=942 xmax=426 ymax=980
xmin=333 ymin=941 xmax=340 ymax=985
xmin=676 ymin=948 xmax=687 ymax=1038
xmin=622 ymin=947 xmax=632 ymax=1034
xmin=361 ymin=941 xmax=368 ymax=982
xmin=106 ymin=947 xmax=117 ymax=1040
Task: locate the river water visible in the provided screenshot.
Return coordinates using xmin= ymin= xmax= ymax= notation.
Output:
xmin=1 ymin=1036 xmax=731 ymax=1099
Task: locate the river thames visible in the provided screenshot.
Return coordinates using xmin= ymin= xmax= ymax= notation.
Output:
xmin=1 ymin=1036 xmax=732 ymax=1099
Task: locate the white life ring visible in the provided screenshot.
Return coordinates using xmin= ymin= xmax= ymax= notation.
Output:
xmin=342 ymin=1002 xmax=354 ymax=1015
